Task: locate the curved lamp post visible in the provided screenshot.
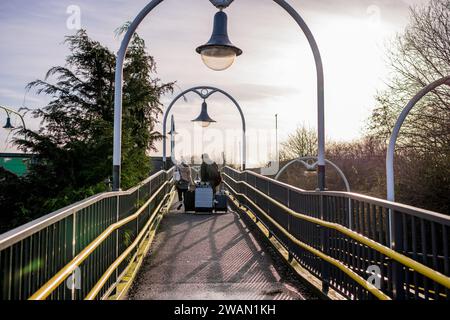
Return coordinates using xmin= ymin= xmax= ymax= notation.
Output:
xmin=162 ymin=86 xmax=246 ymax=171
xmin=386 ymin=76 xmax=450 ymax=250
xmin=1 ymin=106 xmax=27 ymax=131
xmin=112 ymin=0 xmax=326 ymax=196
xmin=386 ymin=76 xmax=450 ymax=202
xmin=275 ymin=156 xmax=352 ymax=230
xmin=275 ymin=156 xmax=350 ymax=192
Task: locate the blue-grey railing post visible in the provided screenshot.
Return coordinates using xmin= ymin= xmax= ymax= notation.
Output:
xmin=287 ymin=189 xmax=294 ymax=262
xmin=71 ymin=209 xmax=77 ymax=300
xmin=391 ymin=209 xmax=405 ymax=299
xmin=115 ymin=194 xmax=120 ymax=288
xmin=320 ymin=193 xmax=330 ymax=294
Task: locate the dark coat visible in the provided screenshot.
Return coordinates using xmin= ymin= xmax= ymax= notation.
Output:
xmin=200 ymin=162 xmax=221 ymax=188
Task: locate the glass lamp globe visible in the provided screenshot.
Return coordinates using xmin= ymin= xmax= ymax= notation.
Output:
xmin=201 ymin=121 xmax=212 ymax=128
xmin=196 ymin=11 xmax=242 ymax=71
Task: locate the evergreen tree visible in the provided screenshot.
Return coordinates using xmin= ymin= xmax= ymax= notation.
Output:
xmin=0 ymin=30 xmax=173 ymax=232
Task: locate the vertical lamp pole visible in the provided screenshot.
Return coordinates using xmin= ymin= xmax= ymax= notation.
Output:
xmin=275 ymin=114 xmax=279 ymax=164
xmin=169 ymin=115 xmax=177 ymax=165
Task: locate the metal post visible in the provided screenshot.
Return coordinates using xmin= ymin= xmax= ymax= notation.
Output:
xmin=320 ymin=193 xmax=330 ymax=294
xmin=275 ymin=114 xmax=279 ymax=166
xmin=170 ymin=115 xmax=176 ymax=163
xmin=273 ymin=0 xmax=326 ymax=191
xmin=113 ymin=0 xmax=164 ymax=191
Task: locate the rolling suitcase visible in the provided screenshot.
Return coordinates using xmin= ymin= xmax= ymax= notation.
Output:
xmin=195 ymin=183 xmax=214 ymax=212
xmin=214 ymin=193 xmax=228 ymax=212
xmin=184 ymin=190 xmax=195 ymax=212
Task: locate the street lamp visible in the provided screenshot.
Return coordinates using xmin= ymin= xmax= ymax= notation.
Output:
xmin=1 ymin=106 xmax=26 ymax=131
xmin=3 ymin=116 xmax=14 ymax=130
xmin=196 ymin=10 xmax=243 ymax=71
xmin=162 ymin=86 xmax=246 ymax=171
xmin=386 ymin=75 xmax=450 ymax=250
xmin=113 ymin=0 xmax=326 ymax=195
xmin=386 ymin=75 xmax=450 ymax=202
xmin=191 ymin=101 xmax=217 ymax=128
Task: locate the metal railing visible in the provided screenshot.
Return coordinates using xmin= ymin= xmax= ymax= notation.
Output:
xmin=223 ymin=166 xmax=450 ymax=300
xmin=0 ymin=168 xmax=174 ymax=300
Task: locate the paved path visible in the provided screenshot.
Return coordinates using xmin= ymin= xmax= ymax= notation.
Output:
xmin=128 ymin=203 xmax=306 ymax=300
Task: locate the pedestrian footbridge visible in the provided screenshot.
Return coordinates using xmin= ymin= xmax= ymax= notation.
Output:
xmin=1 ymin=167 xmax=449 ymax=300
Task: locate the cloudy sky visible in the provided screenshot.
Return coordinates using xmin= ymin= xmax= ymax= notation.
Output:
xmin=0 ymin=0 xmax=428 ymax=165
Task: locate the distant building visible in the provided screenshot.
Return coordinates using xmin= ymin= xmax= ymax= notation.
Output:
xmin=0 ymin=153 xmax=35 ymax=176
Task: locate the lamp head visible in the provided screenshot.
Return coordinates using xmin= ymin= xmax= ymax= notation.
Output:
xmin=192 ymin=101 xmax=217 ymax=128
xmin=3 ymin=117 xmax=14 ymax=130
xmin=196 ymin=11 xmax=242 ymax=71
xmin=209 ymin=0 xmax=234 ymax=9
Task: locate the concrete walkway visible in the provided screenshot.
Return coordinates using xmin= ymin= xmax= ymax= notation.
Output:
xmin=128 ymin=203 xmax=306 ymax=300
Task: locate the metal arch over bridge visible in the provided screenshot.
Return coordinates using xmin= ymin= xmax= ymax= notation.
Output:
xmin=162 ymin=86 xmax=247 ymax=170
xmin=113 ymin=0 xmax=327 ymax=193
xmin=274 ymin=157 xmax=351 ymax=192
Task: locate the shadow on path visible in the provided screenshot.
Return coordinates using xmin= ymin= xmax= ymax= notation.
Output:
xmin=128 ymin=205 xmax=308 ymax=300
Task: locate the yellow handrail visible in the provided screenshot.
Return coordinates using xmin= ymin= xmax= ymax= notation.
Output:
xmin=85 ymin=188 xmax=175 ymax=300
xmin=223 ymin=173 xmax=450 ymax=291
xmin=29 ymin=181 xmax=171 ymax=300
xmin=225 ymin=185 xmax=390 ymax=300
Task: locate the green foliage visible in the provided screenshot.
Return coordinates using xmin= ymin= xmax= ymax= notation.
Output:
xmin=0 ymin=30 xmax=173 ymax=233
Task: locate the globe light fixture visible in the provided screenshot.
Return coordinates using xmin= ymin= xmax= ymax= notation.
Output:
xmin=196 ymin=11 xmax=242 ymax=71
xmin=192 ymin=101 xmax=217 ymax=128
xmin=3 ymin=116 xmax=14 ymax=130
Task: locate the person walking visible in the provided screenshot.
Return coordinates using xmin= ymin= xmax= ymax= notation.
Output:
xmin=174 ymin=159 xmax=193 ymax=210
xmin=200 ymin=153 xmax=222 ymax=193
